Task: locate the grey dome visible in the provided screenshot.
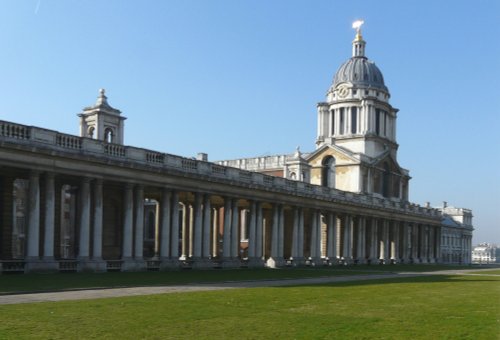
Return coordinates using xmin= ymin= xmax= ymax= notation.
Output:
xmin=333 ymin=57 xmax=387 ymax=92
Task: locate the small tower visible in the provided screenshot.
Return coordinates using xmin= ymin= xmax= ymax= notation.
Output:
xmin=78 ymin=89 xmax=126 ymax=144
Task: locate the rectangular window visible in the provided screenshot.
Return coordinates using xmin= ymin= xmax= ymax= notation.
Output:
xmin=375 ymin=109 xmax=381 ymax=135
xmin=383 ymin=111 xmax=387 ymax=136
xmin=351 ymin=107 xmax=357 ymax=134
xmin=331 ymin=110 xmax=335 ymax=135
xmin=339 ymin=108 xmax=345 ymax=135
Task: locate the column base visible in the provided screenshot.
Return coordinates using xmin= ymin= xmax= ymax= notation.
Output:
xmin=121 ymin=258 xmax=146 ymax=271
xmin=266 ymin=257 xmax=286 ymax=268
xmin=24 ymin=258 xmax=59 ymax=273
xmin=288 ymin=257 xmax=306 ymax=267
xmin=191 ymin=258 xmax=215 ymax=269
xmin=78 ymin=259 xmax=107 ymax=272
xmin=159 ymin=258 xmax=181 ymax=270
xmin=221 ymin=258 xmax=241 ymax=268
xmin=247 ymin=258 xmax=266 ymax=268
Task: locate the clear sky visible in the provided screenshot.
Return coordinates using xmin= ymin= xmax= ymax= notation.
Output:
xmin=0 ymin=1 xmax=498 ymax=244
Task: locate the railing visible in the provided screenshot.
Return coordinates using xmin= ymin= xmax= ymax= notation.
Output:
xmin=211 ymin=164 xmax=227 ymax=176
xmin=106 ymin=260 xmax=123 ymax=271
xmin=59 ymin=260 xmax=78 ymax=272
xmin=0 ymin=122 xmax=30 ymax=140
xmin=56 ymin=134 xmax=82 ymax=150
xmin=146 ymin=151 xmax=164 ymax=164
xmin=0 ymin=119 xmax=442 ymax=221
xmin=181 ymin=158 xmax=198 ymax=171
xmin=0 ymin=260 xmax=25 ymax=272
xmin=104 ymin=144 xmax=125 ymax=157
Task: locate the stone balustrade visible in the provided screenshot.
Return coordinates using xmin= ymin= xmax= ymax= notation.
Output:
xmin=0 ymin=120 xmax=441 ymax=220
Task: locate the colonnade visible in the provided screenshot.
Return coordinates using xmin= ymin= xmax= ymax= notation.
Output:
xmin=1 ymin=170 xmax=442 ymax=273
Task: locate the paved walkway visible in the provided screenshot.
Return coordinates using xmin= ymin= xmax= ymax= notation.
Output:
xmin=0 ymin=268 xmax=497 ymax=305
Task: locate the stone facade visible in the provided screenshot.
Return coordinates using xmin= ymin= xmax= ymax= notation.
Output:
xmin=0 ymin=24 xmax=471 ymax=273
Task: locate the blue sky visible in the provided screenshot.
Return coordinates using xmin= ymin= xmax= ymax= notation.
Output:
xmin=0 ymin=1 xmax=498 ymax=244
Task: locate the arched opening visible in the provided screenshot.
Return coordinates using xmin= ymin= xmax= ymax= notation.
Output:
xmin=12 ymin=179 xmax=28 ymax=259
xmin=104 ymin=128 xmax=114 ymax=143
xmin=382 ymin=162 xmax=390 ymax=197
xmin=60 ymin=184 xmax=77 ymax=259
xmin=321 ymin=156 xmax=336 ymax=188
xmin=289 ymin=172 xmax=296 ymax=180
xmin=87 ymin=126 xmax=95 ymax=138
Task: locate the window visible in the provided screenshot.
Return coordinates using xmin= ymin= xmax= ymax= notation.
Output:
xmin=339 ymin=108 xmax=345 ymax=135
xmin=331 ymin=109 xmax=335 ymax=135
xmin=104 ymin=128 xmax=114 ymax=143
xmin=375 ymin=109 xmax=381 ymax=135
xmin=383 ymin=112 xmax=387 ymax=136
xmin=87 ymin=126 xmax=95 ymax=138
xmin=382 ymin=163 xmax=390 ymax=197
xmin=321 ymin=156 xmax=336 ymax=188
xmin=351 ymin=107 xmax=357 ymax=134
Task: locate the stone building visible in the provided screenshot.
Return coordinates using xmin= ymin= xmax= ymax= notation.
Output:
xmin=0 ymin=23 xmax=471 ymax=273
xmin=472 ymin=243 xmax=498 ymax=264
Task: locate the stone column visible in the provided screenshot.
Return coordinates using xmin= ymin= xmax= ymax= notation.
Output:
xmin=122 ymin=184 xmax=134 ymax=260
xmin=230 ymin=199 xmax=239 ymax=259
xmin=342 ymin=215 xmax=353 ymax=263
xmin=310 ymin=209 xmax=321 ymax=264
xmin=278 ymin=205 xmax=285 ymax=259
xmin=193 ymin=192 xmax=203 ymax=259
xmin=43 ymin=173 xmax=55 ymax=260
xmin=401 ymin=222 xmax=409 ymax=262
xmin=435 ymin=226 xmax=442 ymax=263
xmin=170 ymin=191 xmax=180 ymax=260
xmin=270 ymin=204 xmax=279 ymax=259
xmin=92 ymin=179 xmax=103 ymax=261
xmin=159 ymin=188 xmax=171 ymax=259
xmin=357 ymin=216 xmax=366 ymax=264
xmin=134 ymin=185 xmax=144 ymax=261
xmin=180 ymin=203 xmax=188 ymax=259
xmin=188 ymin=203 xmax=194 ymax=258
xmin=326 ymin=212 xmax=337 ymax=262
xmin=78 ymin=178 xmax=91 ymax=260
xmin=27 ymin=171 xmax=40 ymax=259
xmin=212 ymin=207 xmax=219 ymax=258
xmin=255 ymin=202 xmax=264 ymax=260
xmin=291 ymin=207 xmax=299 ymax=259
xmin=248 ymin=201 xmax=257 ymax=259
xmin=369 ymin=219 xmax=378 ymax=263
xmin=298 ymin=208 xmax=305 ymax=261
xmin=419 ymin=224 xmax=426 ymax=263
xmin=392 ymin=221 xmax=400 ymax=262
xmin=202 ymin=195 xmax=212 ymax=259
xmin=222 ymin=198 xmax=232 ymax=259
xmin=382 ymin=219 xmax=390 ymax=263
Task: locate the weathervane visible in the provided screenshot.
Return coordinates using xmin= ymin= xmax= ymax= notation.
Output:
xmin=352 ymin=19 xmax=364 ymax=40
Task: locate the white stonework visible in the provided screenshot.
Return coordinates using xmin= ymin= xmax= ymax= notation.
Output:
xmin=0 ymin=23 xmax=472 ymax=273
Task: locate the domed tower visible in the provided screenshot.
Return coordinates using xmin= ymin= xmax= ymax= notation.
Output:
xmin=316 ymin=21 xmax=398 ymax=159
xmin=309 ymin=21 xmax=409 ymax=200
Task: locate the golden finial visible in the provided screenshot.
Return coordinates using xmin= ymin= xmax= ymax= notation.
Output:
xmin=352 ymin=20 xmax=364 ymax=41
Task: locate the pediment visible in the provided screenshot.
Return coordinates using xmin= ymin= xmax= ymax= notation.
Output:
xmin=306 ymin=144 xmax=359 ymax=167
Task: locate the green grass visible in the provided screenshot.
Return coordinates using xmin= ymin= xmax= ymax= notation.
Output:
xmin=470 ymin=269 xmax=500 ymax=275
xmin=0 ymin=274 xmax=498 ymax=339
xmin=0 ymin=264 xmax=471 ymax=294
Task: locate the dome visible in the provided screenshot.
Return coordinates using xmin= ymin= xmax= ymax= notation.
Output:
xmin=332 ymin=57 xmax=387 ymax=92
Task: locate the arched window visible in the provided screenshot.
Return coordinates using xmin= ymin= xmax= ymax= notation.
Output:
xmin=382 ymin=163 xmax=390 ymax=197
xmin=104 ymin=128 xmax=114 ymax=143
xmin=87 ymin=126 xmax=95 ymax=138
xmin=321 ymin=156 xmax=336 ymax=188
xmin=289 ymin=172 xmax=296 ymax=180
xmin=146 ymin=211 xmax=155 ymax=240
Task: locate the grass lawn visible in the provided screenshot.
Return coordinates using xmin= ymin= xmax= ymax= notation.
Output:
xmin=0 ymin=274 xmax=498 ymax=339
xmin=0 ymin=264 xmax=472 ymax=294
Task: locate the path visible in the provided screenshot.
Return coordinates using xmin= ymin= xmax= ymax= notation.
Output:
xmin=0 ymin=268 xmax=497 ymax=305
